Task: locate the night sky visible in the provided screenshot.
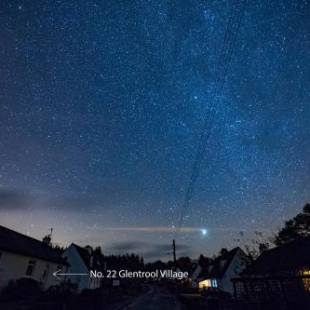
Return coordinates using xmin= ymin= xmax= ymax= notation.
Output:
xmin=0 ymin=0 xmax=309 ymax=261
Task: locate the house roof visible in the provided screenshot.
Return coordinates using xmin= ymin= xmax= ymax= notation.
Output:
xmin=71 ymin=243 xmax=102 ymax=270
xmin=244 ymin=238 xmax=310 ymax=276
xmin=0 ymin=225 xmax=67 ymax=265
xmin=199 ymin=247 xmax=244 ymax=279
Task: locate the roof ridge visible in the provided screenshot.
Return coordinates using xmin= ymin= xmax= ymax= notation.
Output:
xmin=72 ymin=243 xmax=91 ymax=252
xmin=0 ymin=224 xmax=46 ymax=245
xmin=0 ymin=225 xmax=67 ymax=265
xmin=261 ymin=237 xmax=310 ymax=255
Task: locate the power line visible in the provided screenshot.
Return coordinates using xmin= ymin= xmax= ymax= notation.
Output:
xmin=175 ymin=1 xmax=248 ymax=236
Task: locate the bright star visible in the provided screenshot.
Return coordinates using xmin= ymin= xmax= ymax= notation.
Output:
xmin=201 ymin=229 xmax=208 ymax=236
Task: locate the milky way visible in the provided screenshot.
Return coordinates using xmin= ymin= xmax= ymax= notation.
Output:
xmin=0 ymin=0 xmax=309 ymax=260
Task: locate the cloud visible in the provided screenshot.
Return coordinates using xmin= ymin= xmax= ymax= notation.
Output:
xmin=108 ymin=241 xmax=148 ymax=252
xmin=106 ymin=240 xmax=192 ymax=261
xmin=0 ymin=188 xmax=30 ymax=210
xmin=0 ymin=188 xmax=103 ymax=212
xmin=143 ymin=243 xmax=192 ymax=260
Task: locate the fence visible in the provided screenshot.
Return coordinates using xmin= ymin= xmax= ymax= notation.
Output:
xmin=232 ymin=274 xmax=310 ymax=310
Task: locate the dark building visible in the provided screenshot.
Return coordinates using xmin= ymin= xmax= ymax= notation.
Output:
xmin=232 ymin=238 xmax=310 ymax=309
xmin=192 ymin=247 xmax=249 ymax=294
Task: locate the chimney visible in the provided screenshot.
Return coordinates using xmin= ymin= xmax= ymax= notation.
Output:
xmin=42 ymin=228 xmax=53 ymax=246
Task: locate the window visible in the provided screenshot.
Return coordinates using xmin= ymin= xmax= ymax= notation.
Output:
xmin=42 ymin=264 xmax=50 ymax=280
xmin=198 ymin=279 xmax=218 ymax=290
xmin=199 ymin=279 xmax=211 ymax=289
xmin=211 ymin=279 xmax=218 ymax=288
xmin=301 ymin=269 xmax=310 ymax=292
xmin=25 ymin=260 xmax=36 ymax=276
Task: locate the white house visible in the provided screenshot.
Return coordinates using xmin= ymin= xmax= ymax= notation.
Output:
xmin=193 ymin=247 xmax=249 ymax=294
xmin=63 ymin=243 xmax=102 ymax=291
xmin=0 ymin=225 xmax=68 ymax=291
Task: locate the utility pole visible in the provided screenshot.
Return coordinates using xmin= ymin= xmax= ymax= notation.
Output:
xmin=173 ymin=239 xmax=176 ymax=265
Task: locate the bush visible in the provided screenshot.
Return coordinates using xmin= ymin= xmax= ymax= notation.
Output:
xmin=0 ymin=278 xmax=42 ymax=301
xmin=44 ymin=281 xmax=78 ymax=299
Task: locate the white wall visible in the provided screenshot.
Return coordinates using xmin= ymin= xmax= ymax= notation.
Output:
xmin=0 ymin=250 xmax=66 ymax=290
xmin=63 ymin=245 xmax=101 ymax=291
xmin=220 ymin=250 xmax=249 ymax=294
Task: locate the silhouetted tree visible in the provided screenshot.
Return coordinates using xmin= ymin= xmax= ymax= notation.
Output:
xmin=176 ymin=257 xmax=192 ymax=271
xmin=198 ymin=254 xmax=212 ymax=268
xmin=258 ymin=241 xmax=270 ymax=254
xmin=274 ymin=203 xmax=310 ymax=245
xmin=94 ymin=246 xmax=103 ymax=256
xmin=84 ymin=245 xmax=93 ymax=254
xmin=42 ymin=234 xmax=51 ymax=245
xmin=53 ymin=244 xmax=65 ymax=255
xmin=198 ymin=254 xmax=204 ymax=264
xmin=219 ymin=248 xmax=229 ymax=256
xmin=102 ymin=253 xmax=144 ymax=270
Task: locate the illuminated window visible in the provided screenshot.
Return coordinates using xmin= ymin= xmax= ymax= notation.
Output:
xmin=25 ymin=260 xmax=36 ymax=276
xmin=199 ymin=278 xmax=218 ymax=289
xmin=212 ymin=279 xmax=218 ymax=288
xmin=301 ymin=269 xmax=310 ymax=291
xmin=199 ymin=279 xmax=211 ymax=289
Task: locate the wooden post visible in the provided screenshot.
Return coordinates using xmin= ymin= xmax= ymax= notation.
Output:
xmin=233 ymin=280 xmax=237 ymax=300
xmin=173 ymin=239 xmax=176 ymax=265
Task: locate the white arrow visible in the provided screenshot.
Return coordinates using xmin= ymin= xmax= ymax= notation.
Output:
xmin=53 ymin=270 xmax=89 ymax=280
